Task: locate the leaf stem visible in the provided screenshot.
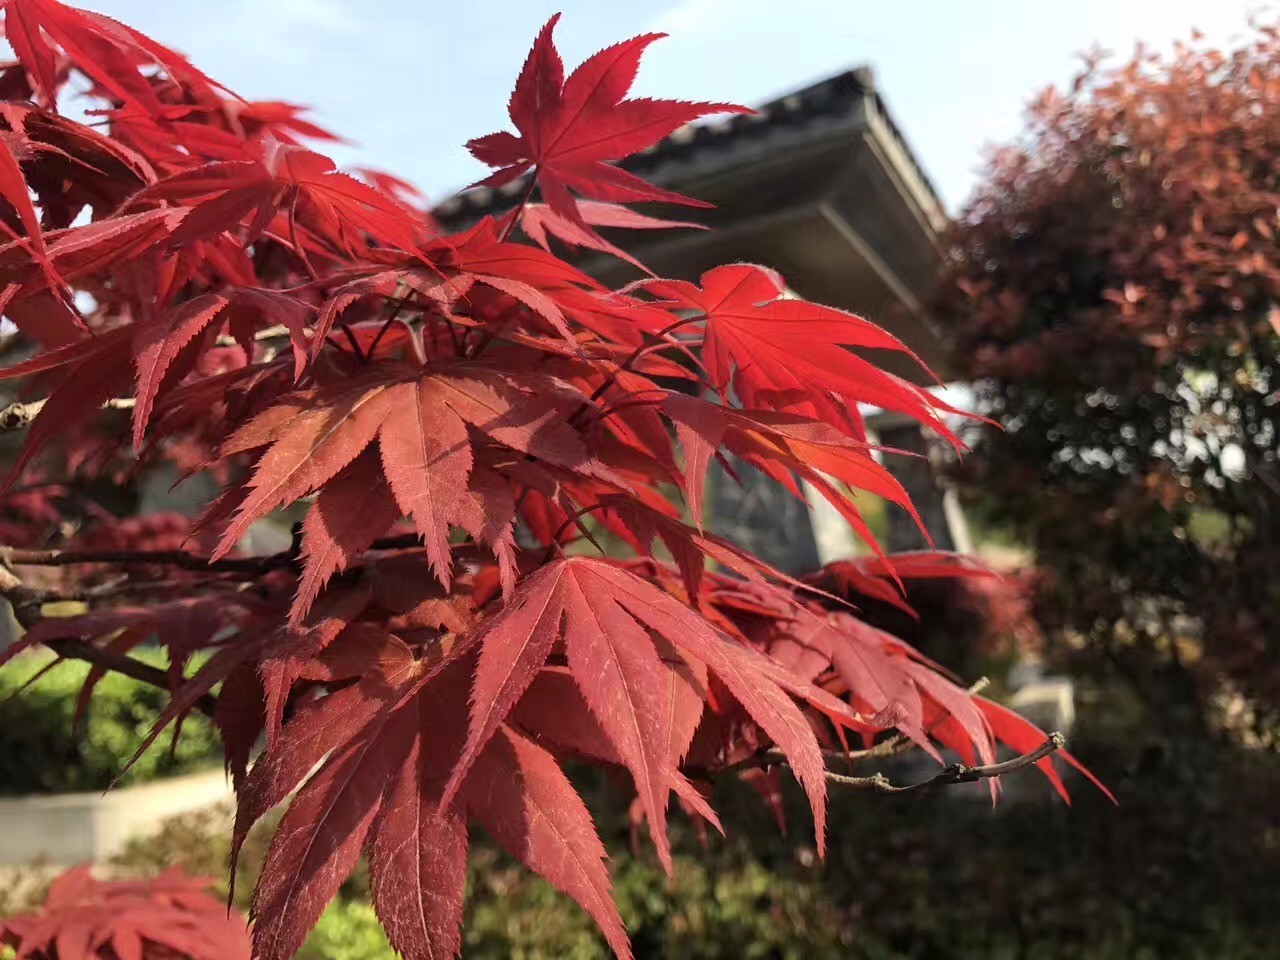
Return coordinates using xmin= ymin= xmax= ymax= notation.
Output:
xmin=496 ymin=174 xmax=538 ymax=243
xmin=339 ymin=323 xmax=366 ymax=363
xmin=367 ymin=283 xmax=417 ymax=361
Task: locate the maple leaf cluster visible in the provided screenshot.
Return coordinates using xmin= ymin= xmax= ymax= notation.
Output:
xmin=0 ymin=5 xmax=1108 ymax=958
xmin=1 ymin=865 xmax=252 ymax=960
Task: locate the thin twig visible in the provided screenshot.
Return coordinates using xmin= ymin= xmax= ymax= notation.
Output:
xmin=0 ymin=561 xmax=53 ymax=622
xmin=367 ymin=285 xmax=415 ymax=360
xmin=213 ymin=325 xmax=291 ymax=349
xmin=716 ymin=677 xmax=993 ymax=777
xmin=463 ymin=175 xmax=540 ymax=360
xmin=496 ymin=175 xmax=538 ymax=243
xmin=564 ymin=314 xmax=708 ymax=430
xmin=702 ymin=728 xmax=1064 ymax=794
xmin=325 ymin=334 xmax=356 ymax=358
xmin=0 ymin=397 xmax=134 ymax=431
xmin=825 ymin=734 xmax=1066 ymax=793
xmin=0 ymin=546 xmax=290 ymax=574
xmin=588 ymin=315 xmax=705 ymax=402
xmin=339 ymin=323 xmax=366 ymax=363
xmin=0 ymin=563 xmax=217 ymax=718
xmin=0 ymin=531 xmax=460 ymax=580
xmin=50 ymin=636 xmax=217 ymax=718
xmin=0 ymin=535 xmax=489 ymax=719
xmin=716 ymin=737 xmax=917 ymax=779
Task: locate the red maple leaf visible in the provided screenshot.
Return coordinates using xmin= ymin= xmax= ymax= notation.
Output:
xmin=466 ymin=14 xmax=751 ymax=226
xmin=0 ymin=9 xmax=1115 ymax=960
xmin=0 ymin=866 xmax=251 ymax=960
xmin=639 ymin=263 xmax=966 ymax=444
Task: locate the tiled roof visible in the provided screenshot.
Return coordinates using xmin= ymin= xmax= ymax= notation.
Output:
xmin=432 ymin=66 xmax=942 ymax=228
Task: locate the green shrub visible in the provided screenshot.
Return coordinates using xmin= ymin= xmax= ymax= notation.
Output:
xmin=89 ymin=727 xmax=1280 ymax=960
xmin=298 ymin=902 xmax=396 ymax=960
xmin=0 ymin=650 xmax=222 ymax=795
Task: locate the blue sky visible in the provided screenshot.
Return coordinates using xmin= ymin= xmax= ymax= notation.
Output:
xmin=87 ymin=0 xmax=1269 ymax=211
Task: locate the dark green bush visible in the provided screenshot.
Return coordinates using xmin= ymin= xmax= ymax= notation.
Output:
xmin=0 ymin=650 xmax=222 ymax=795
xmin=98 ymin=704 xmax=1280 ymax=960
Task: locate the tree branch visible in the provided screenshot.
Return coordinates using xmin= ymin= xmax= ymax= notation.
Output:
xmin=49 ymin=636 xmax=217 ymax=717
xmin=0 ymin=533 xmax=477 ymax=714
xmin=0 ymin=545 xmax=290 ymax=574
xmin=690 ymin=678 xmax=1070 ymax=795
xmin=0 ymin=397 xmax=135 ymax=431
xmin=824 ymin=733 xmax=1066 ymax=793
xmin=0 ymin=532 xmax=478 ymax=581
xmin=704 ymin=730 xmax=1066 ymax=794
xmin=0 ymin=563 xmax=217 ymax=717
xmin=714 ymin=677 xmax=993 ymax=778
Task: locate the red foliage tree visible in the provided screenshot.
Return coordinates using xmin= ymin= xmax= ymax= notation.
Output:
xmin=0 ymin=5 xmax=1107 ymax=958
xmin=940 ymin=24 xmax=1280 ymax=727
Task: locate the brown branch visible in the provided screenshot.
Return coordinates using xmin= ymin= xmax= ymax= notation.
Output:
xmin=367 ymin=283 xmax=415 ymax=359
xmin=49 ymin=636 xmax=217 ymax=717
xmin=0 ymin=397 xmax=134 ymax=431
xmin=689 ymin=678 xmax=1070 ymax=795
xmin=715 ymin=677 xmax=993 ymax=778
xmin=0 ymin=545 xmax=290 ymax=575
xmin=496 ymin=174 xmax=538 ymax=243
xmin=825 ymin=733 xmax=1066 ymax=793
xmin=0 ymin=531 xmax=476 ymax=581
xmin=0 ymin=561 xmax=53 ymax=622
xmin=0 ymin=532 xmax=492 ymax=720
xmin=702 ymin=730 xmax=1065 ymax=794
xmin=711 ymin=739 xmax=912 ymax=779
xmin=0 ymin=563 xmax=217 ymax=717
xmin=212 ymin=325 xmax=295 ymax=355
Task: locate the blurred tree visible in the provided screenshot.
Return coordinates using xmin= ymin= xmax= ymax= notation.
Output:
xmin=939 ymin=23 xmax=1280 ymax=735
